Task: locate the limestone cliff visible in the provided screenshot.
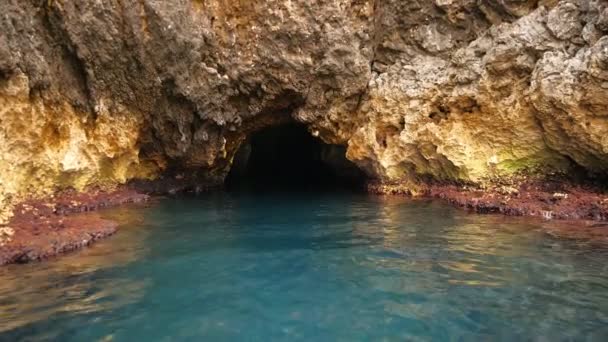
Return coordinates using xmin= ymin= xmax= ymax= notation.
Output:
xmin=1 ymin=0 xmax=607 ymax=222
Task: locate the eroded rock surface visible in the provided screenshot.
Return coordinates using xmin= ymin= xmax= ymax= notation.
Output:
xmin=1 ymin=0 xmax=607 ymax=222
xmin=328 ymin=0 xmax=608 ymax=186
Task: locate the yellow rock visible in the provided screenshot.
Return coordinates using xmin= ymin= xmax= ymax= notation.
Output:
xmin=0 ymin=72 xmax=159 ymax=224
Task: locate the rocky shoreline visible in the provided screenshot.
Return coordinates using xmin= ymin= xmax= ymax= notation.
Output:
xmin=2 ymin=1 xmax=608 ymax=265
xmin=368 ymin=177 xmax=608 ymax=222
xmin=0 ymin=189 xmax=149 ymax=266
xmin=1 ymin=176 xmax=608 ymax=266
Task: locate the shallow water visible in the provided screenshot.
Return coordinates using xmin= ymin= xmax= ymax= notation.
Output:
xmin=1 ymin=192 xmax=608 ymax=341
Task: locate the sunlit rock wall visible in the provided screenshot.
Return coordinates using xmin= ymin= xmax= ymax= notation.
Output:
xmin=1 ymin=0 xmax=607 ymax=221
xmin=309 ymin=0 xmax=608 ymax=184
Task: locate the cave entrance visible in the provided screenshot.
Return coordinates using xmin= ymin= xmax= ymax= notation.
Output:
xmin=225 ymin=123 xmax=366 ymax=191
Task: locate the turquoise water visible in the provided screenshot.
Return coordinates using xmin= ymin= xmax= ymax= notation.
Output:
xmin=1 ymin=192 xmax=608 ymax=341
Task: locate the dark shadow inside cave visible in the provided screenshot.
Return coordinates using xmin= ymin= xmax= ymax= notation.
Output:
xmin=225 ymin=123 xmax=366 ymax=191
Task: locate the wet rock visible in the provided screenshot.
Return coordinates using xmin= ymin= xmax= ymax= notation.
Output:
xmin=0 ymin=188 xmax=149 ymax=265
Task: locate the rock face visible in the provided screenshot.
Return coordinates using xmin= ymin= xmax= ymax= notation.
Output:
xmin=1 ymin=0 xmax=607 ymax=221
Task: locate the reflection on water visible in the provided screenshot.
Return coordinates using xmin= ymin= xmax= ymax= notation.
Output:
xmin=0 ymin=205 xmax=152 ymax=334
xmin=1 ymin=193 xmax=608 ymax=340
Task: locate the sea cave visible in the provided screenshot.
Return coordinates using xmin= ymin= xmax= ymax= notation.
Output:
xmin=1 ymin=0 xmax=608 ymax=340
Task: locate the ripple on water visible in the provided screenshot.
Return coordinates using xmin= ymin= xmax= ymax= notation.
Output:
xmin=1 ymin=193 xmax=608 ymax=340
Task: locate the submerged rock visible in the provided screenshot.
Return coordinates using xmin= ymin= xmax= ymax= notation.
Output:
xmin=0 ymin=188 xmax=149 ymax=265
xmin=0 ymin=0 xmax=607 ymax=221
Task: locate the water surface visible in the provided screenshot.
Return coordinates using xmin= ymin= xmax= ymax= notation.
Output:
xmin=1 ymin=192 xmax=608 ymax=341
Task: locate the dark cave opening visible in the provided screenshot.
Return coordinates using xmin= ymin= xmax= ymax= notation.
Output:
xmin=225 ymin=123 xmax=366 ymax=191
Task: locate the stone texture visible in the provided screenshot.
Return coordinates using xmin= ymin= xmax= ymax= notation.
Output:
xmin=0 ymin=0 xmax=607 ymax=222
xmin=311 ymin=0 xmax=608 ymax=185
xmin=0 ymin=188 xmax=148 ymax=265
